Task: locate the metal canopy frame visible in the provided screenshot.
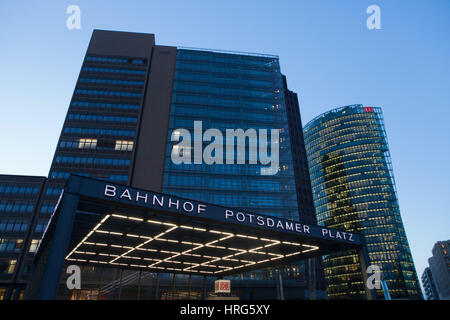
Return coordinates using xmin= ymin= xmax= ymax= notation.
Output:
xmin=24 ymin=175 xmax=374 ymax=300
xmin=65 ymin=209 xmax=322 ymax=276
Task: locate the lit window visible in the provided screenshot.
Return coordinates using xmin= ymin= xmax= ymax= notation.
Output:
xmin=115 ymin=140 xmax=134 ymax=151
xmin=29 ymin=239 xmax=40 ymax=253
xmin=78 ymin=138 xmax=97 ymax=149
xmin=7 ymin=260 xmax=17 ymax=274
xmin=14 ymin=239 xmax=23 ymax=252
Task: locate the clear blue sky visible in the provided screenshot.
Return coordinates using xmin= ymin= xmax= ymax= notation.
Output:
xmin=0 ymin=0 xmax=449 ymax=294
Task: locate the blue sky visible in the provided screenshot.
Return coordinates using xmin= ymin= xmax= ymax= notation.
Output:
xmin=0 ymin=0 xmax=449 ymax=294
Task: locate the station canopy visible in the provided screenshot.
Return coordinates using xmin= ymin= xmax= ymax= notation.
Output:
xmin=39 ymin=175 xmax=365 ymax=277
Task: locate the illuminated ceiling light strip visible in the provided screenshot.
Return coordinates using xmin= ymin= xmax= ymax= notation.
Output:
xmin=202 ymin=255 xmax=220 ymax=259
xmin=69 ymin=216 xmax=322 ymax=276
xmin=183 ymin=264 xmax=200 ymax=272
xmin=67 ymin=258 xmax=87 ymax=262
xmin=128 ymin=217 xmax=144 ymax=222
xmin=187 ymin=234 xmax=238 ymax=270
xmin=65 ymin=214 xmax=111 ymax=259
xmin=213 ymin=241 xmax=313 ymax=275
xmin=94 ymin=229 xmax=123 ymax=236
xmin=282 ymin=241 xmax=302 ymax=246
xmin=303 ymin=244 xmax=319 ymax=249
xmin=99 ymin=253 xmax=119 ymax=257
xmin=122 ymin=255 xmax=143 ymax=260
xmin=223 ymin=258 xmax=239 ymax=262
xmin=110 ymin=225 xmax=178 ymax=264
xmin=89 ymin=260 xmax=108 ymax=264
xmin=285 ymin=252 xmax=303 ymax=257
xmin=182 ymin=235 xmax=316 ymax=275
xmin=110 ymin=244 xmax=134 ymax=249
xmin=131 ymin=226 xmax=181 ymax=268
xmin=236 ymin=234 xmax=258 ymax=240
xmin=110 ymin=262 xmax=128 ymax=267
xmin=147 ymin=219 xmax=162 ymax=225
xmin=181 ymin=241 xmax=203 ymax=246
xmin=111 ymin=214 xmax=128 ymax=219
xmin=264 ymin=241 xmax=280 ymax=247
xmin=74 ymin=251 xmax=96 ymax=255
xmin=270 ymin=256 xmax=284 ymax=261
xmin=84 ymin=242 xmax=108 ymax=247
xmin=302 ymin=248 xmax=319 ymax=253
xmin=150 ymin=266 xmax=165 ymax=270
xmin=146 ymin=219 xmax=176 ymax=227
xmin=227 ymin=247 xmax=247 ymax=252
xmin=143 ymin=257 xmax=161 ymax=261
xmin=166 ymin=267 xmax=183 ymax=272
xmin=162 ymin=222 xmax=177 ymax=227
xmin=135 ymin=247 xmax=157 ymax=252
xmin=126 ymin=233 xmax=141 ymax=238
xmin=160 ymin=250 xmax=180 ymax=255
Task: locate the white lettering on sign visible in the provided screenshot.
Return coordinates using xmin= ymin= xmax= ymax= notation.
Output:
xmin=183 ymin=201 xmax=194 ymax=213
xmin=103 ymin=185 xmax=207 ymax=215
xmin=103 ymin=184 xmax=356 ymax=243
xmin=198 ymin=204 xmax=206 ymax=214
xmin=104 ymin=185 xmax=116 ymax=197
xmin=136 ymin=192 xmax=148 ymax=203
xmin=224 ymin=209 xmax=312 ymax=236
xmin=322 ymin=228 xmax=354 ymax=242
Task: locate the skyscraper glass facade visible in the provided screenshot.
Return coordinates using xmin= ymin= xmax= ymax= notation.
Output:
xmin=163 ymin=49 xmax=299 ymax=221
xmin=303 ymin=105 xmax=422 ymax=299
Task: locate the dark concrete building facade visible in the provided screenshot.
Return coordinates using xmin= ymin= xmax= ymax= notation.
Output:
xmin=0 ymin=174 xmax=47 ymax=300
xmin=422 ymin=267 xmax=439 ymax=300
xmin=427 ymin=240 xmax=450 ymax=300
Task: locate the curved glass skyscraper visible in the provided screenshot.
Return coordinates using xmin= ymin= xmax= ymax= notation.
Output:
xmin=303 ymin=105 xmax=422 ymax=299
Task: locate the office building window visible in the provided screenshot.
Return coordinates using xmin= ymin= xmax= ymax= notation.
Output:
xmin=115 ymin=140 xmax=134 ymax=151
xmin=7 ymin=260 xmax=16 ymax=274
xmin=78 ymin=138 xmax=97 ymax=149
xmin=29 ymin=239 xmax=40 ymax=253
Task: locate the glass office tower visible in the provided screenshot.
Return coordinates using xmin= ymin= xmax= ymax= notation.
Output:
xmin=303 ymin=105 xmax=422 ymax=299
xmin=163 ymin=48 xmax=298 ymax=219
